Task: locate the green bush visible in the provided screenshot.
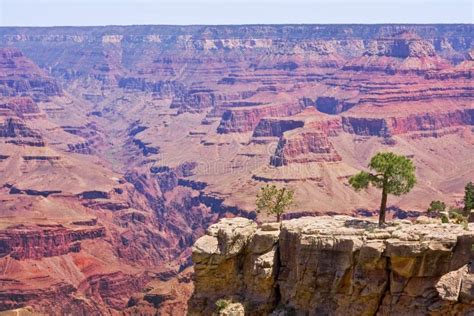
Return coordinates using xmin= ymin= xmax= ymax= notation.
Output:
xmin=449 ymin=208 xmax=468 ymax=228
xmin=215 ymin=299 xmax=231 ymax=313
xmin=427 ymin=200 xmax=446 ymax=217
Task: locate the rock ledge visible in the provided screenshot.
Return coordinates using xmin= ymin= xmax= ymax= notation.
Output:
xmin=189 ymin=216 xmax=474 ymax=315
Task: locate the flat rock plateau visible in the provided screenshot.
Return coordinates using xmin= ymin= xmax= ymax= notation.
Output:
xmin=0 ymin=24 xmax=472 ymax=314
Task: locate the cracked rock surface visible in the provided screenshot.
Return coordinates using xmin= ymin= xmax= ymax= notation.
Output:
xmin=189 ymin=216 xmax=474 ymax=315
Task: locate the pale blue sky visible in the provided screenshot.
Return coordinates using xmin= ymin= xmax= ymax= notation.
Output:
xmin=0 ymin=0 xmax=472 ymax=26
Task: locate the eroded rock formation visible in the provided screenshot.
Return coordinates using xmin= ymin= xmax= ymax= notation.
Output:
xmin=190 ymin=217 xmax=474 ymax=315
xmin=0 ymin=48 xmax=60 ymax=100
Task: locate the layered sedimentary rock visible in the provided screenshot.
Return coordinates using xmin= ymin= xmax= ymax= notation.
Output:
xmin=190 ymin=217 xmax=474 ymax=316
xmin=118 ymin=78 xmax=185 ymax=96
xmin=315 ymin=96 xmax=356 ymax=115
xmin=0 ymin=117 xmax=42 ymax=139
xmin=217 ymin=103 xmax=305 ymax=134
xmin=342 ymin=107 xmax=474 ymax=137
xmin=0 ymin=48 xmax=60 ymax=100
xmin=0 ymin=224 xmax=105 ymax=259
xmin=425 ymin=51 xmax=473 ymax=80
xmin=0 ymin=24 xmax=473 ymax=314
xmin=342 ymin=31 xmax=451 ymax=74
xmin=267 ymin=112 xmax=343 ymax=166
xmin=0 ymin=97 xmax=41 ymax=118
xmin=0 ymin=48 xmax=215 ymax=315
xmin=271 ymin=129 xmax=342 ymax=166
xmin=253 ymin=118 xmax=305 ymax=137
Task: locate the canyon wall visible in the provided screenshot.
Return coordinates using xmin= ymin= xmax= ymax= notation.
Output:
xmin=0 ymin=24 xmax=472 ymax=314
xmin=190 ymin=217 xmax=474 ymax=315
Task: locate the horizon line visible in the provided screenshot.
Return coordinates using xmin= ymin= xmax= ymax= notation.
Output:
xmin=1 ymin=22 xmax=472 ymax=28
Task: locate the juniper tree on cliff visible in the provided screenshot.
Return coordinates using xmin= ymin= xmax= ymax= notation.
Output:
xmin=349 ymin=152 xmax=416 ymax=227
xmin=464 ymin=182 xmax=474 ymax=215
xmin=256 ymin=184 xmax=294 ymax=222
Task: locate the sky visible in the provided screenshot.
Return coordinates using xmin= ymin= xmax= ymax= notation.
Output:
xmin=0 ymin=0 xmax=472 ymax=26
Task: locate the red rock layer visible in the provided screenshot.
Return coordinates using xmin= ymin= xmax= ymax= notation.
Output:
xmin=0 ymin=225 xmax=105 ymax=260
xmin=217 ymin=103 xmax=305 ymax=133
xmin=0 ymin=97 xmax=41 ymax=118
xmin=0 ymin=117 xmax=43 ymax=140
xmin=271 ymin=129 xmax=342 ymax=166
xmin=342 ymin=108 xmax=474 ymax=137
xmin=253 ymin=118 xmax=305 ymax=137
xmin=0 ymin=48 xmax=60 ymax=100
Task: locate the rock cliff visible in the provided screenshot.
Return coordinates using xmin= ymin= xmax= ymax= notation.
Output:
xmin=217 ymin=103 xmax=305 ymax=134
xmin=189 ymin=217 xmax=474 ymax=315
xmin=271 ymin=129 xmax=342 ymax=166
xmin=0 ymin=48 xmax=61 ymax=100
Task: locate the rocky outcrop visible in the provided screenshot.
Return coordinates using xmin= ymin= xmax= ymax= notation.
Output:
xmin=425 ymin=52 xmax=473 ymax=80
xmin=0 ymin=97 xmax=41 ymax=118
xmin=0 ymin=282 xmax=79 ymax=313
xmin=125 ymin=122 xmax=160 ymax=156
xmin=189 ymin=218 xmax=278 ymax=315
xmin=342 ymin=116 xmax=391 ymax=137
xmin=271 ymin=129 xmax=342 ymax=166
xmin=0 ymin=117 xmax=42 ymax=139
xmin=342 ymin=108 xmax=474 ymax=137
xmin=253 ymin=118 xmax=305 ymax=137
xmin=217 ymin=103 xmax=305 ymax=134
xmin=315 ymin=97 xmax=357 ymax=115
xmin=118 ymin=77 xmax=185 ymax=95
xmin=77 ymin=190 xmax=110 ymax=199
xmin=342 ymin=31 xmax=451 ymax=74
xmin=170 ymin=88 xmax=219 ymax=113
xmin=189 ymin=216 xmax=474 ymax=315
xmin=0 ymin=225 xmax=105 ymax=260
xmin=67 ymin=141 xmax=93 ymax=154
xmin=366 ymin=33 xmax=437 ymax=58
xmin=79 ymin=271 xmax=148 ymax=310
xmin=0 ymin=116 xmax=45 ymax=147
xmin=132 ymin=139 xmax=160 ymax=156
xmin=0 ymin=48 xmax=60 ymax=100
xmin=269 ymin=116 xmax=342 ymax=166
xmin=8 ymin=185 xmax=61 ymax=197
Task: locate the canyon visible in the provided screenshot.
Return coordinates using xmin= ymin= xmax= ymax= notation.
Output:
xmin=0 ymin=24 xmax=472 ymax=314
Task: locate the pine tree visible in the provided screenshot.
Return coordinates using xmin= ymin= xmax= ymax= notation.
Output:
xmin=349 ymin=152 xmax=416 ymax=227
xmin=256 ymin=185 xmax=294 ymax=222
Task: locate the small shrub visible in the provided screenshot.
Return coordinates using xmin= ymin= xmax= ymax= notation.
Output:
xmin=215 ymin=299 xmax=231 ymax=313
xmin=449 ymin=208 xmax=468 ymax=226
xmin=366 ymin=226 xmax=376 ymax=233
xmin=427 ymin=200 xmax=446 ymax=217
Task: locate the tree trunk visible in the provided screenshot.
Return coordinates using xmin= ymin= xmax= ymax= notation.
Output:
xmin=379 ymin=187 xmax=388 ymax=227
xmin=276 ymin=213 xmax=281 ymax=222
